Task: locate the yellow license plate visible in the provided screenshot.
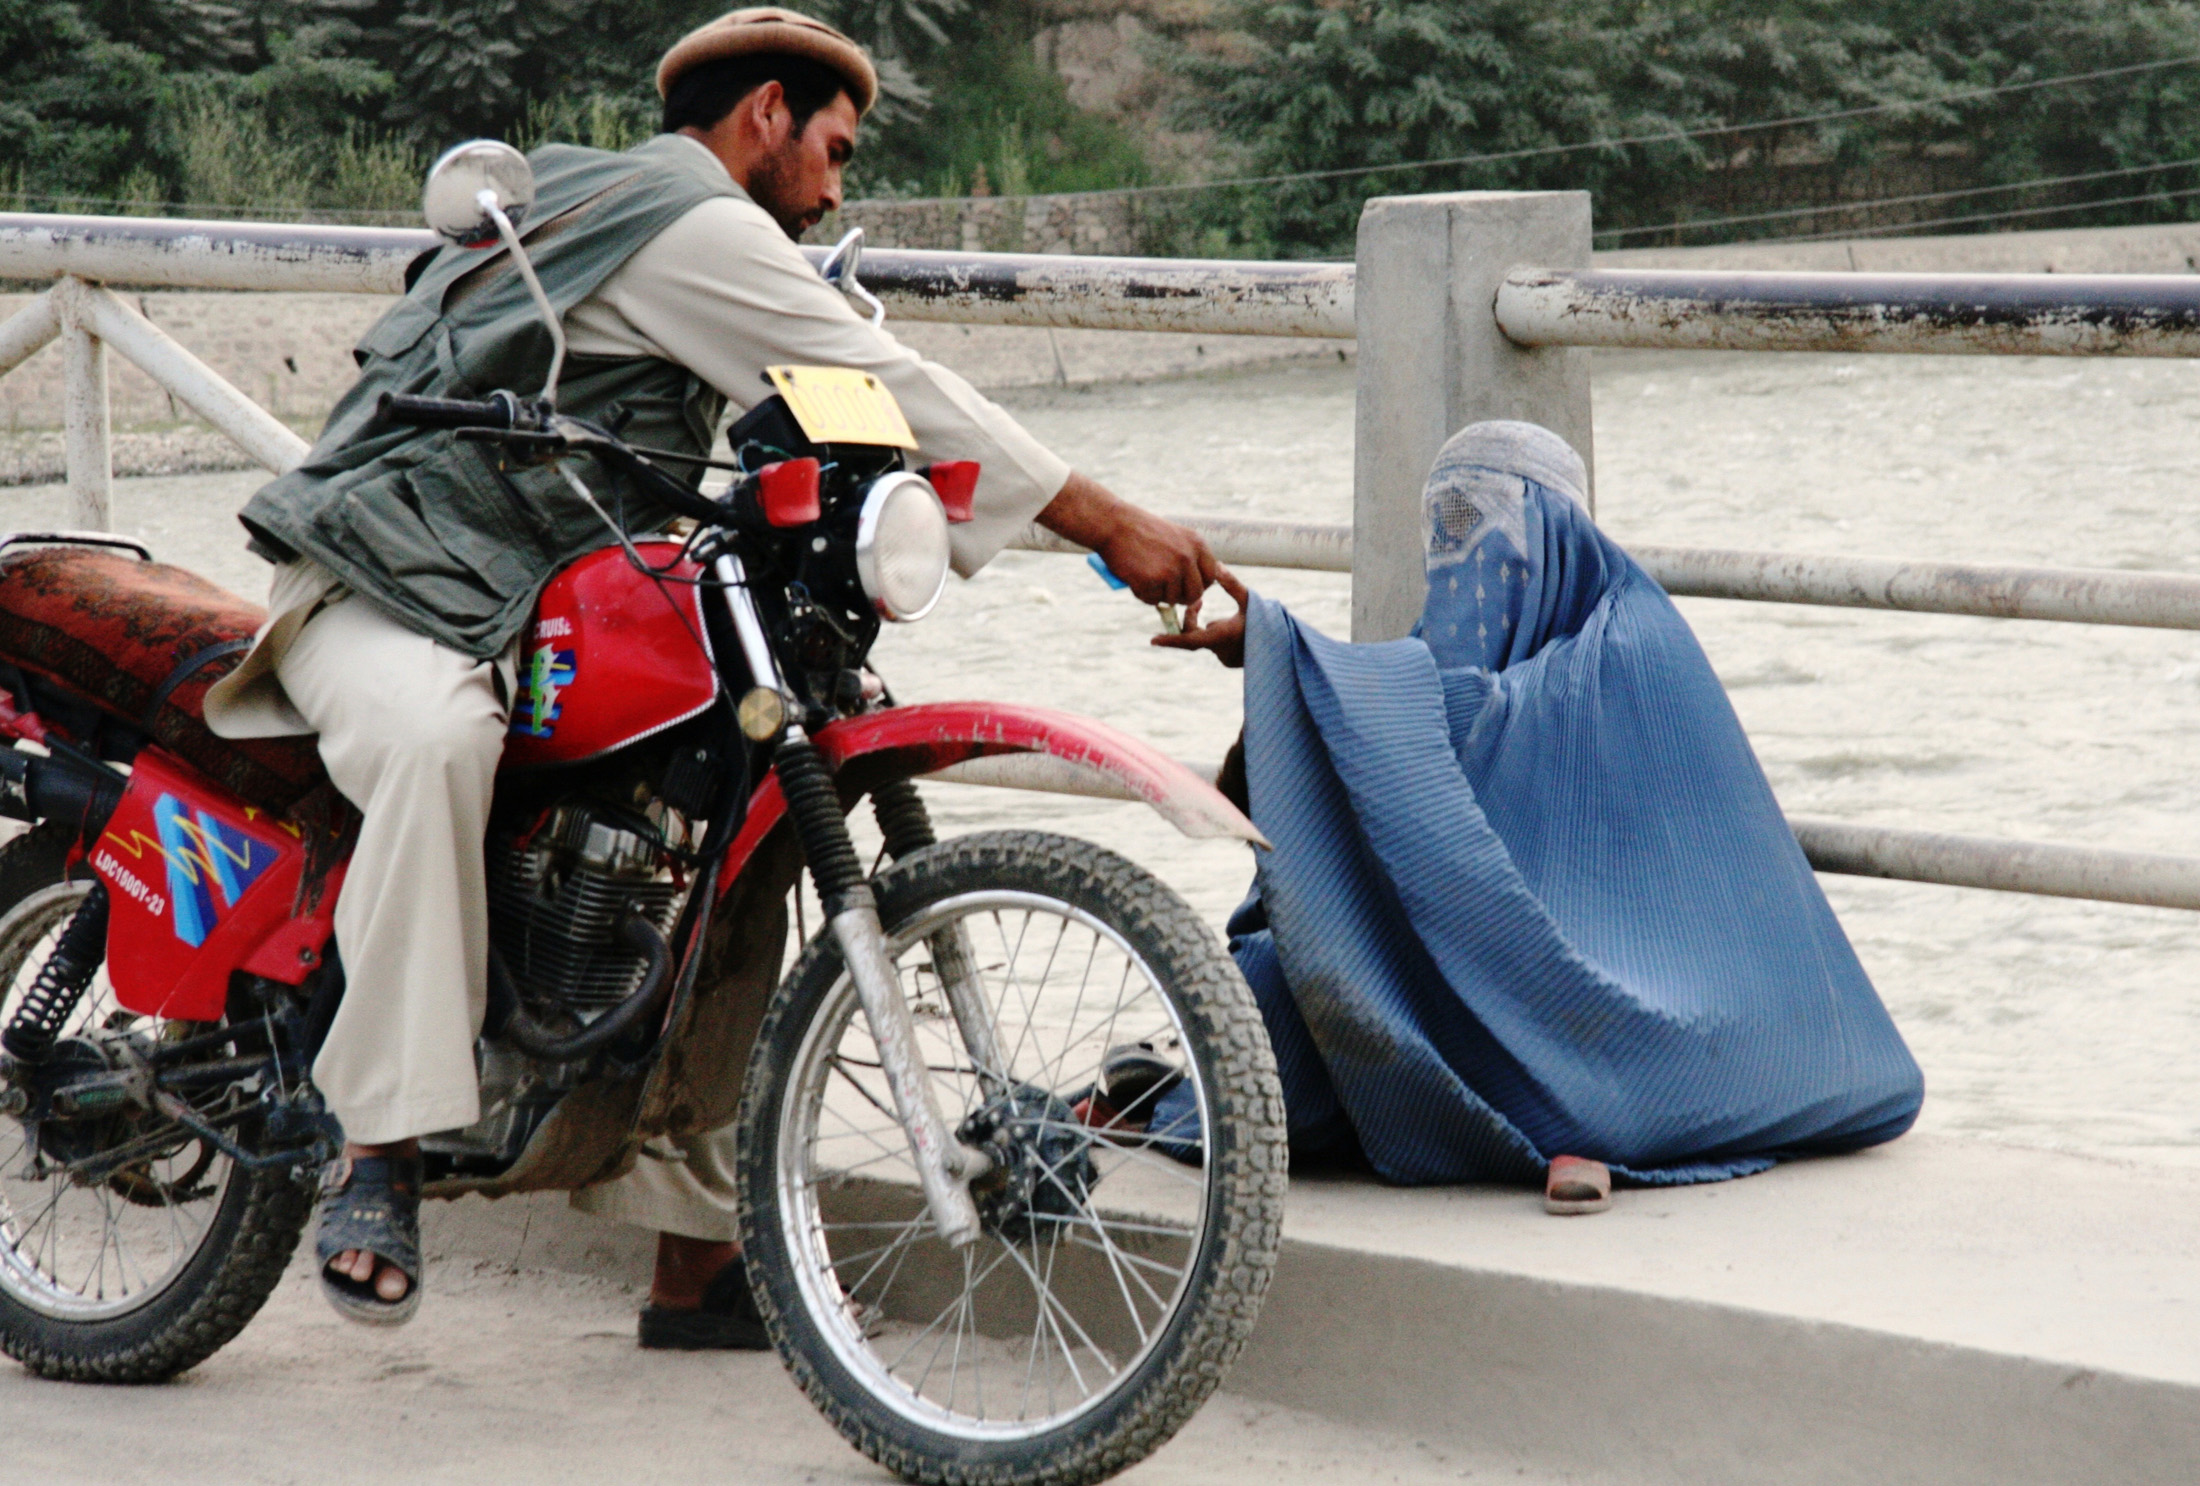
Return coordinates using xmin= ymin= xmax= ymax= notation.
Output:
xmin=765 ymin=365 xmax=917 ymax=449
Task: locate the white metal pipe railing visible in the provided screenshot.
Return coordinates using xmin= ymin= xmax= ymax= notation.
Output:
xmin=0 ymin=212 xmax=1355 ymax=338
xmin=1496 ymin=267 xmax=2200 ymax=357
xmin=1789 ymin=819 xmax=2200 ymax=913
xmin=927 ymin=757 xmax=2200 ymax=913
xmin=68 ymin=280 xmax=308 ymax=474
xmin=1009 ymin=523 xmax=2200 ymax=632
xmin=1010 ymin=515 xmax=1353 ymax=573
xmin=52 ymin=277 xmax=110 ymax=529
xmin=5 ymin=207 xmax=2200 ymax=914
xmin=0 ymin=292 xmax=60 ymax=379
xmin=1633 ymin=545 xmax=2200 ymax=630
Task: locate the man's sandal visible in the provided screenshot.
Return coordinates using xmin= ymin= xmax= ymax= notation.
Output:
xmin=638 ymin=1253 xmax=770 ymax=1351
xmin=1544 ymin=1154 xmax=1613 ymax=1216
xmin=1101 ymin=1041 xmax=1184 ymax=1121
xmin=316 ymin=1153 xmax=424 ymax=1326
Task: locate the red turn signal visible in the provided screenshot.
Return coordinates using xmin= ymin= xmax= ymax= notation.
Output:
xmin=758 ymin=458 xmax=821 ymax=527
xmin=924 ymin=461 xmax=979 ymax=524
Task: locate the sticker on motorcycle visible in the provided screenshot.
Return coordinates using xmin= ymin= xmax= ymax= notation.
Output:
xmin=511 ymin=643 xmax=577 ymax=738
xmin=152 ymin=794 xmax=277 ymax=947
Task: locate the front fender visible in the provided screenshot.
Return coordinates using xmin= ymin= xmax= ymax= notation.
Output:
xmin=719 ymin=701 xmax=1263 ymax=884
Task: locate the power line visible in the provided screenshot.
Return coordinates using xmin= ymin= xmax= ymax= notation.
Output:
xmin=847 ymin=51 xmax=2200 ymax=207
xmin=13 ymin=52 xmax=2200 ymax=226
xmin=1778 ymin=180 xmax=2200 ymax=241
xmin=1603 ymin=155 xmax=2200 ymax=241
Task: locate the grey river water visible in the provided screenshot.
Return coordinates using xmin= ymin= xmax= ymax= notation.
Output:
xmin=15 ymin=348 xmax=2200 ymax=1169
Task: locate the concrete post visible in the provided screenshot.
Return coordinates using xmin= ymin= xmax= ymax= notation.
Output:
xmin=54 ymin=277 xmax=112 ymax=531
xmin=1352 ymin=192 xmax=1596 ymax=640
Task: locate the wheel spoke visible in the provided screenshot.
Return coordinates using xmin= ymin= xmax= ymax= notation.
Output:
xmin=994 ymin=1237 xmax=1115 ymax=1393
xmin=767 ymin=867 xmax=1266 ymax=1447
xmin=0 ymin=880 xmax=237 ymax=1321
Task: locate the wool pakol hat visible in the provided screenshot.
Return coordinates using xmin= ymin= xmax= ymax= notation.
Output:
xmin=656 ymin=7 xmax=879 ymax=116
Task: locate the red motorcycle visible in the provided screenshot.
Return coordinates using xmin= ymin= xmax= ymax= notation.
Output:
xmin=0 ymin=143 xmax=1283 ymax=1486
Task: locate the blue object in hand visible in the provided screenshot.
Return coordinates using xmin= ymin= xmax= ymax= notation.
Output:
xmin=1087 ymin=552 xmax=1129 ymax=590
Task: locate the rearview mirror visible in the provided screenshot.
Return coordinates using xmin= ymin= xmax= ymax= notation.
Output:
xmin=419 ymin=139 xmax=564 ymax=405
xmin=422 ymin=140 xmax=536 ymax=245
xmin=819 ymin=226 xmax=887 ymax=328
xmin=820 ymin=227 xmax=863 ymax=286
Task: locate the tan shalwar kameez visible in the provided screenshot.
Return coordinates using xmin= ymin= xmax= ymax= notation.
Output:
xmin=207 ymin=134 xmax=1072 ymax=1237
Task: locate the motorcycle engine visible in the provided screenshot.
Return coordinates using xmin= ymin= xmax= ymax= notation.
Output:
xmin=422 ymin=801 xmax=691 ymax=1178
xmin=487 ymin=803 xmax=686 ymax=1016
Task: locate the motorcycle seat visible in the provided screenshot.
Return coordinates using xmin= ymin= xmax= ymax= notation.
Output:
xmin=0 ymin=544 xmax=329 ymax=813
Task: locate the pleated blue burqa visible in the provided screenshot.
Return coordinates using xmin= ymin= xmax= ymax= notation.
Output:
xmin=1226 ymin=421 xmax=1923 ymax=1185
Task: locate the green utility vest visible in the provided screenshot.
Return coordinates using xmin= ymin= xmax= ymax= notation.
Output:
xmin=240 ymin=135 xmax=739 ymax=659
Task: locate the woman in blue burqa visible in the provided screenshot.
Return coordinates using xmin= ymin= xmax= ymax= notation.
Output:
xmin=1154 ymin=420 xmax=1923 ymax=1188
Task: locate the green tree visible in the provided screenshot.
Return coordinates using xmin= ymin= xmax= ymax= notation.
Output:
xmin=1182 ymin=0 xmax=2200 ymax=255
xmin=80 ymin=0 xmax=252 ymax=70
xmin=0 ymin=0 xmax=170 ymax=205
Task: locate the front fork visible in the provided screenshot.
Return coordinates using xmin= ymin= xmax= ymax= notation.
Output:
xmin=776 ymin=732 xmax=987 ymax=1248
xmin=871 ymin=777 xmax=1005 ymax=1087
xmin=717 ymin=555 xmax=990 ymax=1248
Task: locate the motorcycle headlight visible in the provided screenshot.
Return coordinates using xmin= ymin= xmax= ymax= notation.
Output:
xmin=855 ymin=472 xmax=952 ymax=622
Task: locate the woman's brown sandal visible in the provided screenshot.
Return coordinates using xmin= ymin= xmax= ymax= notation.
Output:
xmin=1544 ymin=1154 xmax=1613 ymax=1215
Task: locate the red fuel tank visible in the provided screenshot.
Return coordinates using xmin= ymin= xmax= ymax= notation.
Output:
xmin=501 ymin=541 xmax=719 ymax=767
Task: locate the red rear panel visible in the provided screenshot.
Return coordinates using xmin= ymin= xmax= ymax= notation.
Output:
xmin=502 ymin=542 xmax=719 ymax=767
xmin=92 ymin=750 xmax=338 ymax=1022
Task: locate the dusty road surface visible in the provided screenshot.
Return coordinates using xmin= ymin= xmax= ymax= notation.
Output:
xmin=0 ymin=1196 xmax=1542 ymax=1486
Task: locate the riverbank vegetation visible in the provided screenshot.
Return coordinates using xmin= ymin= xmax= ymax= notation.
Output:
xmin=0 ymin=0 xmax=1148 ymax=219
xmin=8 ymin=0 xmax=2200 ymax=256
xmin=1181 ymin=0 xmax=2200 ymax=256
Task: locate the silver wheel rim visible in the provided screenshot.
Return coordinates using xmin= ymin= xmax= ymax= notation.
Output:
xmin=776 ymin=889 xmax=1216 ymax=1441
xmin=0 ymin=878 xmax=235 ymax=1321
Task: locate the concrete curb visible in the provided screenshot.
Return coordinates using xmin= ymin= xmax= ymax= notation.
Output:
xmin=1239 ymin=1241 xmax=2197 ymax=1485
xmin=425 ymin=1133 xmax=2198 ymax=1484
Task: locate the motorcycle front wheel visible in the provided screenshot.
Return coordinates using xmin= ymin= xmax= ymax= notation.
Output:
xmin=736 ymin=830 xmax=1286 ymax=1486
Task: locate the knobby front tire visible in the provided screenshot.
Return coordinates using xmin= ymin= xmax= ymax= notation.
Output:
xmin=736 ymin=831 xmax=1287 ymax=1486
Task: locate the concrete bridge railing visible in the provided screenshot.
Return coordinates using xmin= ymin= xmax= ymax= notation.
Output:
xmin=4 ymin=198 xmax=2200 ymax=913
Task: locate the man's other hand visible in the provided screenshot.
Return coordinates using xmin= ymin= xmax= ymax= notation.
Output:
xmin=1037 ymin=473 xmax=1221 ymax=607
xmin=1153 ymin=568 xmax=1249 ymax=669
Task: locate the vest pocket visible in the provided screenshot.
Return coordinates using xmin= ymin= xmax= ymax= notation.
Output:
xmin=324 ymin=446 xmax=538 ymax=639
xmin=354 ymin=297 xmax=442 ymax=364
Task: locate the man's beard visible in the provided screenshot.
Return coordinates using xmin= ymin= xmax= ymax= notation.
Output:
xmin=748 ymin=138 xmax=822 ymax=239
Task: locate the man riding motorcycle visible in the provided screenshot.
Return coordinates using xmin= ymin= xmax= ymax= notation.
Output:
xmin=202 ymin=6 xmax=1229 ymax=1342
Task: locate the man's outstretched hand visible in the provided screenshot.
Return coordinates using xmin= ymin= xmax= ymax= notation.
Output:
xmin=1037 ymin=472 xmax=1220 ymax=607
xmin=1035 ymin=471 xmax=1247 ymax=662
xmin=1152 ymin=568 xmax=1249 ymax=669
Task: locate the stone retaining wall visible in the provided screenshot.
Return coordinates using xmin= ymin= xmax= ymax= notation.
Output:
xmin=818 ymin=191 xmax=1145 ymax=256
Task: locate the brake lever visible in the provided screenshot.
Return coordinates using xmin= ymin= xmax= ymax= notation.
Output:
xmin=456 ymin=427 xmax=567 ymax=454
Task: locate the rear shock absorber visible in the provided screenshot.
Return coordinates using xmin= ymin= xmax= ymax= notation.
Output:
xmin=2 ymin=883 xmax=110 ymax=1064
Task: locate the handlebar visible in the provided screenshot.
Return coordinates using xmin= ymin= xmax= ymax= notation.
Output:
xmin=377 ymin=391 xmax=521 ymax=430
xmin=375 ymin=388 xmax=732 ymax=529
